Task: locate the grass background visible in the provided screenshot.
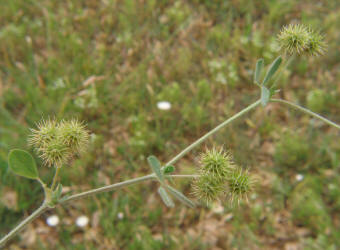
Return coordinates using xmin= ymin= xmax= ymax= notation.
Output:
xmin=0 ymin=0 xmax=340 ymax=249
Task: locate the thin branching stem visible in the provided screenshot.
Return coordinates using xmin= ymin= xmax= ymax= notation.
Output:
xmin=165 ymin=99 xmax=261 ymax=166
xmin=0 ymin=174 xmax=198 ymax=247
xmin=169 ymin=174 xmax=200 ymax=178
xmin=271 ymin=98 xmax=340 ymax=130
xmin=61 ymin=174 xmax=200 ymax=203
xmin=62 ymin=174 xmax=156 ymax=203
xmin=0 ymin=204 xmax=48 ymax=247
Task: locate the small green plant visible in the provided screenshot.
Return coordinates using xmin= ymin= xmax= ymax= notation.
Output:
xmin=290 ymin=178 xmax=331 ymax=234
xmin=274 ymin=132 xmax=309 ymax=170
xmin=1 ymin=24 xmax=340 ymax=248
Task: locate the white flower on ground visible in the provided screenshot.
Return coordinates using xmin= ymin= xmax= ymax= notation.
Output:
xmin=296 ymin=174 xmax=304 ymax=181
xmin=157 ymin=101 xmax=171 ymax=110
xmin=76 ymin=215 xmax=89 ymax=227
xmin=117 ymin=212 xmax=124 ymax=220
xmin=46 ymin=215 xmax=59 ymax=227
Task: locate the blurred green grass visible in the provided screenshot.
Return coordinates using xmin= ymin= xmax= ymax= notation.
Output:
xmin=0 ymin=0 xmax=339 ymax=249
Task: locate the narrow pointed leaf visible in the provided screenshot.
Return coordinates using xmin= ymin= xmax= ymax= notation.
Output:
xmin=54 ymin=184 xmax=63 ymax=199
xmin=270 ymin=87 xmax=280 ymax=96
xmin=147 ymin=155 xmax=164 ymax=183
xmin=262 ymin=56 xmax=282 ymax=86
xmin=261 ymin=86 xmax=270 ymax=107
xmin=8 ymin=149 xmax=39 ymax=179
xmin=51 ymin=184 xmax=63 ymax=205
xmin=158 ymin=186 xmax=175 ymax=207
xmin=166 ymin=185 xmax=195 ymax=208
xmin=254 ymin=58 xmax=264 ymax=84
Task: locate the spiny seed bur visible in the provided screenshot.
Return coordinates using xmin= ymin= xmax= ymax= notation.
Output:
xmin=40 ymin=140 xmax=71 ymax=167
xmin=277 ymin=24 xmax=326 ymax=56
xmin=192 ymin=174 xmax=225 ymax=205
xmin=58 ymin=119 xmax=90 ymax=154
xmin=193 ymin=147 xmax=255 ymax=205
xmin=28 ymin=119 xmax=58 ymax=149
xmin=277 ymin=24 xmax=310 ymax=55
xmin=304 ymin=28 xmax=326 ymax=56
xmin=28 ymin=119 xmax=89 ymax=167
xmin=227 ymin=168 xmax=255 ymax=204
xmin=199 ymin=147 xmax=234 ymax=182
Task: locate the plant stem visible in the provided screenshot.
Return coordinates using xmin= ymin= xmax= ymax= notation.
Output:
xmin=37 ymin=178 xmax=49 ymax=199
xmin=271 ymin=98 xmax=340 ymax=130
xmin=50 ymin=166 xmax=61 ymax=190
xmin=0 ymin=204 xmax=48 ymax=248
xmin=61 ymin=174 xmax=200 ymax=203
xmin=168 ymin=174 xmax=200 ymax=178
xmin=0 ymin=173 xmax=200 ymax=247
xmin=62 ymin=174 xmax=156 ymax=203
xmin=165 ymin=99 xmax=261 ymax=166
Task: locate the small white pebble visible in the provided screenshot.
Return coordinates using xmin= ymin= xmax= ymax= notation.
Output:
xmin=46 ymin=215 xmax=59 ymax=227
xmin=157 ymin=101 xmax=171 ymax=110
xmin=76 ymin=215 xmax=89 ymax=227
xmin=296 ymin=174 xmax=304 ymax=181
xmin=117 ymin=212 xmax=124 ymax=220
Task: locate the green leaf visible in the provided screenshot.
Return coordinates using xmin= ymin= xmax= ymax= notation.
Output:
xmin=158 ymin=186 xmax=175 ymax=207
xmin=262 ymin=56 xmax=282 ymax=86
xmin=163 ymin=165 xmax=175 ymax=174
xmin=270 ymin=87 xmax=280 ymax=96
xmin=51 ymin=184 xmax=63 ymax=205
xmin=261 ymin=86 xmax=270 ymax=107
xmin=54 ymin=184 xmax=63 ymax=199
xmin=166 ymin=185 xmax=195 ymax=208
xmin=254 ymin=58 xmax=264 ymax=84
xmin=147 ymin=155 xmax=164 ymax=183
xmin=8 ymin=149 xmax=39 ymax=179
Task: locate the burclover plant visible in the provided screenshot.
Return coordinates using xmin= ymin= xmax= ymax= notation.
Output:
xmin=1 ymin=24 xmax=340 ymax=247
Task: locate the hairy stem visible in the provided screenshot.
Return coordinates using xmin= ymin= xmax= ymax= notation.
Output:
xmin=62 ymin=174 xmax=200 ymax=203
xmin=50 ymin=166 xmax=61 ymax=190
xmin=0 ymin=174 xmax=198 ymax=247
xmin=37 ymin=178 xmax=49 ymax=199
xmin=165 ymin=99 xmax=261 ymax=166
xmin=0 ymin=204 xmax=48 ymax=247
xmin=271 ymin=98 xmax=340 ymax=130
xmin=168 ymin=174 xmax=200 ymax=178
xmin=62 ymin=174 xmax=156 ymax=203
